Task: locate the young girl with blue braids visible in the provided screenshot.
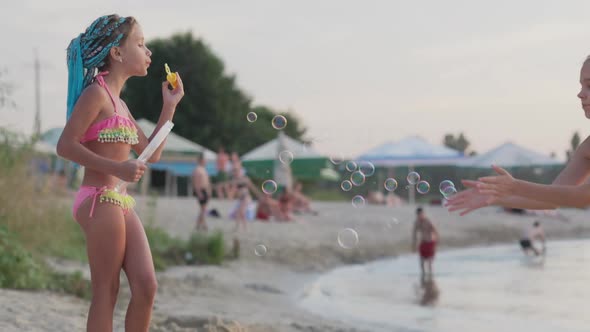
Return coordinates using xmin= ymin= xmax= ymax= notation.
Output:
xmin=57 ymin=14 xmax=184 ymax=331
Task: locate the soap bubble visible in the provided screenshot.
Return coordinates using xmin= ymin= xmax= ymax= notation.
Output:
xmin=407 ymin=172 xmax=420 ymax=185
xmin=341 ymin=180 xmax=353 ymax=191
xmin=352 ymin=195 xmax=366 ymax=208
xmin=246 ymin=112 xmax=257 ymax=122
xmin=350 ymin=171 xmax=366 ymax=186
xmin=271 ymin=115 xmax=287 ymax=129
xmin=384 ymin=178 xmax=398 ymax=192
xmin=279 ymin=150 xmax=294 ymax=165
xmin=416 ymin=181 xmax=431 ymax=194
xmin=359 ymin=161 xmax=376 ymax=177
xmin=346 ymin=161 xmax=358 ymax=172
xmin=337 ymin=228 xmax=359 ymax=249
xmin=254 ymin=244 xmax=268 ymax=257
xmin=262 ymin=180 xmax=278 ymax=194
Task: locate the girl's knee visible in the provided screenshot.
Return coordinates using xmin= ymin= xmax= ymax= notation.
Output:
xmin=92 ymin=277 xmax=120 ymax=304
xmin=131 ymin=276 xmax=158 ymax=302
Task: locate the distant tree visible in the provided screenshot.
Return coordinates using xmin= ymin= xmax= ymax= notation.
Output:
xmin=566 ymin=131 xmax=581 ymax=161
xmin=443 ymin=132 xmax=471 ymax=155
xmin=443 ymin=134 xmax=455 ymax=150
xmin=122 ymin=32 xmax=306 ymax=155
xmin=572 ymin=132 xmax=581 ymax=151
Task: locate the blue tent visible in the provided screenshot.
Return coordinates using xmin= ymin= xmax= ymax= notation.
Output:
xmin=357 ymin=136 xmax=465 ymax=167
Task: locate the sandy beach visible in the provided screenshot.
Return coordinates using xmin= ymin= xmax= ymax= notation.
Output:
xmin=2 ymin=196 xmax=590 ymax=331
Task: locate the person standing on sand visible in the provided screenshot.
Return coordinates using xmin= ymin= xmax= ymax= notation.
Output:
xmin=57 ymin=14 xmax=184 ymax=331
xmin=215 ymin=146 xmax=229 ymax=199
xmin=412 ymin=207 xmax=439 ymax=282
xmin=192 ymin=154 xmax=212 ymax=231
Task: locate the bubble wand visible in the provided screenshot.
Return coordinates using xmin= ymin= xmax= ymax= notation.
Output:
xmin=114 ymin=120 xmax=174 ymax=192
xmin=165 ymin=63 xmax=178 ymax=89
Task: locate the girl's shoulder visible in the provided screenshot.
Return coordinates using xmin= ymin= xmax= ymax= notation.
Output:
xmin=77 ymin=82 xmax=110 ymax=105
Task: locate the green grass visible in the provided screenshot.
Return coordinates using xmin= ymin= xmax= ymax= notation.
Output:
xmin=307 ymin=189 xmax=348 ymax=201
xmin=145 ymin=226 xmax=226 ymax=270
xmin=0 ymin=129 xmax=225 ymax=298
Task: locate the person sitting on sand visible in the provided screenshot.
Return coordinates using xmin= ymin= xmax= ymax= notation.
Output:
xmin=519 ymin=221 xmax=546 ymax=256
xmin=278 ymin=187 xmax=295 ymax=222
xmin=367 ymin=190 xmax=385 ymax=205
xmin=255 ymin=193 xmax=285 ymax=221
xmin=412 ymin=207 xmax=439 ymax=282
xmin=243 ymin=179 xmax=290 ymax=222
xmin=292 ymin=182 xmax=318 ymax=215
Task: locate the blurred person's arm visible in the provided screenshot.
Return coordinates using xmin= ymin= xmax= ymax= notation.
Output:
xmin=411 ymin=221 xmax=418 ymax=252
xmin=207 ymin=179 xmax=213 ymax=198
xmin=431 ymin=220 xmax=439 ymax=243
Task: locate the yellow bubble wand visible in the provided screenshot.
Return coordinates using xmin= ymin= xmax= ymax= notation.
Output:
xmin=165 ymin=63 xmax=178 ymax=89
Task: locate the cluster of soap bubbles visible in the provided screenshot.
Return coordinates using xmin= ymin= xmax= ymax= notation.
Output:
xmin=246 ymin=112 xmax=288 ymax=131
xmin=336 ymin=160 xmax=378 ymax=208
xmin=404 ymin=171 xmax=430 ymax=194
xmin=244 ymin=113 xmax=461 ymax=254
xmin=439 ymin=180 xmax=457 ymax=198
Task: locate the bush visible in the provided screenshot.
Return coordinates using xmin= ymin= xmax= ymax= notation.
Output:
xmin=145 ymin=226 xmax=226 ymax=270
xmin=48 ymin=270 xmax=92 ymax=300
xmin=185 ymin=231 xmax=225 ymax=265
xmin=0 ymin=129 xmax=223 ymax=300
xmin=0 ymin=225 xmax=46 ymax=289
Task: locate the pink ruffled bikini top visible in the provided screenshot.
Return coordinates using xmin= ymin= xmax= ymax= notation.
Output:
xmin=80 ymin=72 xmax=139 ymax=145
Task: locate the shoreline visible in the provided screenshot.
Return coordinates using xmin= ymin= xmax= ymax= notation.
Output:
xmin=3 ymin=197 xmax=590 ymax=331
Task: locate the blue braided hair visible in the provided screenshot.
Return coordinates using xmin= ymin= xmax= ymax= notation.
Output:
xmin=66 ymin=14 xmax=136 ymax=120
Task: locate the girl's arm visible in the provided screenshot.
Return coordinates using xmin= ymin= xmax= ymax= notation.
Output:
xmin=56 ymin=85 xmax=120 ymax=176
xmin=476 ymin=138 xmax=590 ymax=209
xmin=508 ymin=180 xmax=590 ymax=209
xmin=446 ymin=180 xmax=558 ymax=216
xmin=128 ymin=75 xmax=185 ymax=163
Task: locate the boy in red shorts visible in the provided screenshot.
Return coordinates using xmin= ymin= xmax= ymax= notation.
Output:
xmin=412 ymin=207 xmax=439 ymax=282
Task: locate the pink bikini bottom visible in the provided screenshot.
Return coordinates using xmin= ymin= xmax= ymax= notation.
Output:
xmin=72 ymin=185 xmax=135 ymax=222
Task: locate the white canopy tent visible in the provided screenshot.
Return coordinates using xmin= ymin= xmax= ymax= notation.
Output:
xmin=357 ymin=136 xmax=466 ymax=204
xmin=459 ymin=142 xmax=562 ymax=168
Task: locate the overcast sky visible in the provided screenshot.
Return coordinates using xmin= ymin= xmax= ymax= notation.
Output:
xmin=1 ymin=0 xmax=590 ymax=160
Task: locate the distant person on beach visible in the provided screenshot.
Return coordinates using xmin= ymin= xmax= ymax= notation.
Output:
xmin=446 ymin=56 xmax=590 ymax=215
xmin=243 ymin=179 xmax=290 ymax=222
xmin=215 ymin=146 xmax=229 ymax=199
xmin=278 ymin=187 xmax=295 ymax=222
xmin=519 ymin=221 xmax=546 ymax=256
xmin=292 ymin=182 xmax=318 ymax=215
xmin=57 ymin=14 xmax=184 ymax=331
xmin=412 ymin=207 xmax=439 ymax=282
xmin=192 ymin=154 xmax=212 ymax=231
xmin=232 ymin=168 xmax=251 ymax=231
